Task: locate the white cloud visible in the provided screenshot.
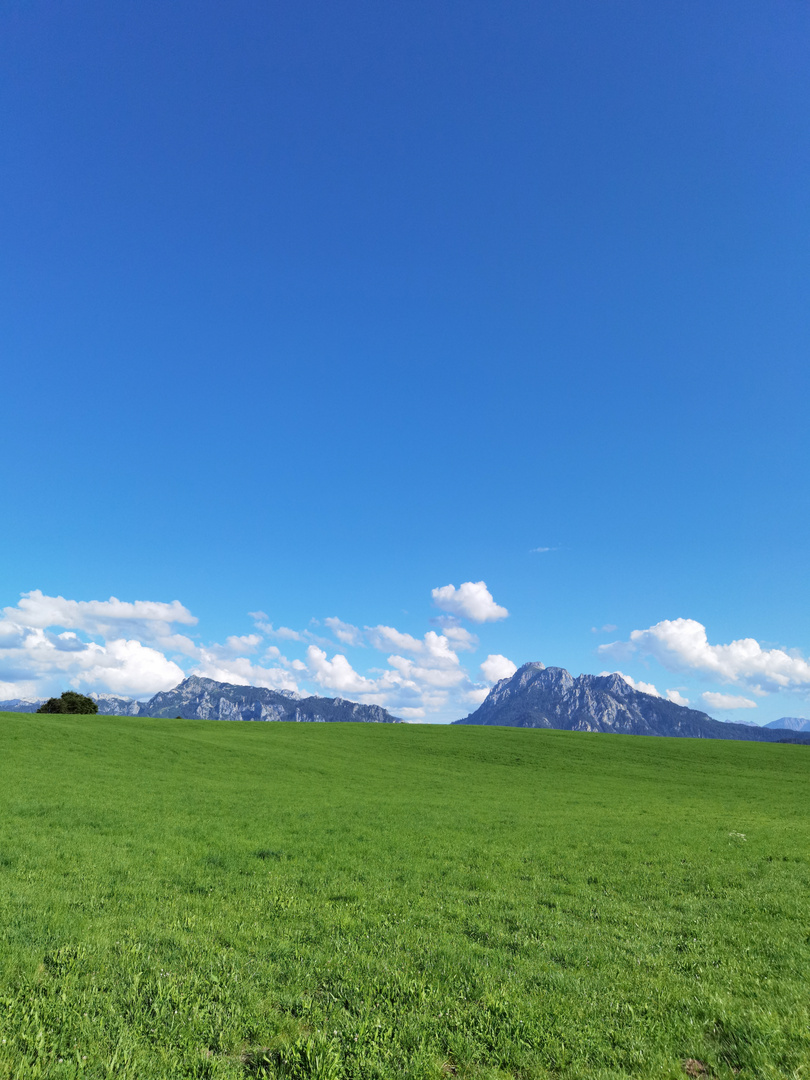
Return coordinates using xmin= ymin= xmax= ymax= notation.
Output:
xmin=702 ymin=691 xmax=758 ymax=711
xmin=431 ymin=581 xmax=509 ymax=623
xmin=76 ymin=639 xmax=184 ymax=696
xmin=480 ymin=654 xmax=517 ymax=684
xmin=305 ymin=646 xmax=379 ymax=695
xmin=0 ymin=677 xmax=39 ymax=700
xmin=464 ymin=687 xmax=490 ymax=705
xmin=366 ymin=625 xmax=424 ymax=654
xmin=606 ymin=671 xmax=661 ymax=697
xmin=298 ymin=623 xmax=477 ymax=717
xmin=338 ymin=622 xmax=481 ymax=718
xmin=600 ymin=618 xmax=810 ymax=694
xmin=591 ymin=623 xmax=618 ymax=633
xmin=366 ymin=626 xmax=463 ymax=669
xmin=211 ymin=634 xmax=262 ymax=656
xmin=324 ymin=617 xmax=363 ymax=646
xmin=443 ymin=627 xmax=478 ymax=651
xmin=398 ymin=706 xmax=426 ymax=720
xmin=0 ymin=590 xmax=194 ymax=698
xmin=436 ymin=623 xmax=478 ymax=651
xmin=249 ymin=611 xmax=304 ymax=642
xmin=267 ymin=624 xmax=303 ymax=641
xmin=386 ymin=654 xmax=467 ymax=689
xmin=0 ymin=625 xmax=184 ymax=699
xmin=666 ymin=689 xmax=690 ymax=707
xmin=421 ymin=631 xmax=462 ymax=666
xmin=3 ymin=591 xmax=200 ymax=660
xmin=192 ymin=652 xmax=298 ymax=693
xmin=5 ymin=591 xmax=197 ymax=635
xmin=530 ymin=546 xmax=556 ymax=554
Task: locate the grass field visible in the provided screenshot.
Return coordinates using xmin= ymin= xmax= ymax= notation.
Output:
xmin=0 ymin=714 xmax=808 ymax=1079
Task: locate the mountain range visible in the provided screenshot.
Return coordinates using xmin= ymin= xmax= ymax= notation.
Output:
xmin=453 ymin=663 xmax=810 ymax=742
xmin=0 ymin=697 xmax=43 ymax=713
xmin=763 ymin=716 xmax=810 ymax=732
xmin=2 ymin=668 xmax=809 ymax=740
xmin=0 ymin=676 xmax=400 ymax=724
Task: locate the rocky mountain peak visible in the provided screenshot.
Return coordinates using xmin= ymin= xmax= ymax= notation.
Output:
xmin=455 ymin=663 xmax=810 ymax=743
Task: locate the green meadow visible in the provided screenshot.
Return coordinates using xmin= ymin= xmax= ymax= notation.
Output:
xmin=0 ymin=715 xmax=808 ymax=1080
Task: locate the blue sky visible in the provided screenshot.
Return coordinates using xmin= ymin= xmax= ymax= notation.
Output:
xmin=1 ymin=0 xmax=809 ymax=723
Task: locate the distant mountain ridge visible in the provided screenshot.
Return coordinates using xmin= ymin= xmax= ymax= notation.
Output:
xmin=454 ymin=663 xmax=810 ymax=742
xmin=1 ymin=672 xmax=806 ymax=738
xmin=0 ymin=697 xmax=43 ymax=713
xmin=764 ymin=716 xmax=810 ymax=732
xmin=0 ymin=676 xmax=401 ymax=724
xmin=89 ymin=692 xmax=145 ymax=715
xmin=145 ymin=676 xmax=399 ymax=724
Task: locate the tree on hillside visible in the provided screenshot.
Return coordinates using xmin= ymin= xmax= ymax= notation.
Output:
xmin=36 ymin=691 xmax=98 ymax=714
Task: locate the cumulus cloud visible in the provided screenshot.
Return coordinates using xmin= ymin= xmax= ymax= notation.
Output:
xmin=76 ymin=639 xmax=185 ymax=696
xmin=0 ymin=590 xmax=196 ymax=698
xmin=298 ymin=621 xmax=481 ymax=718
xmin=398 ymin=707 xmax=427 ymax=720
xmin=666 ymin=689 xmax=690 ymax=707
xmin=702 ymin=691 xmax=758 ymax=711
xmin=5 ymin=591 xmax=197 ymax=635
xmin=600 ymin=618 xmax=810 ymax=695
xmin=3 ymin=591 xmax=200 ymax=658
xmin=606 ymin=671 xmax=661 ymax=697
xmin=480 ymin=654 xmax=517 ymax=684
xmin=346 ymin=621 xmax=482 ymax=717
xmin=437 ymin=624 xmax=478 ymax=651
xmin=465 ymin=686 xmax=491 ymax=705
xmin=366 ymin=625 xmax=424 ymax=654
xmin=212 ymin=634 xmax=262 ymax=656
xmin=0 ymin=626 xmax=183 ymax=699
xmin=0 ymin=590 xmax=303 ymax=698
xmin=386 ymin=654 xmax=467 ymax=689
xmin=324 ymin=617 xmax=363 ymax=647
xmin=249 ymin=611 xmax=304 ymax=642
xmin=305 ymin=646 xmax=379 ymax=695
xmin=366 ymin=626 xmax=463 ymax=669
xmin=265 ymin=624 xmax=302 ymax=641
xmin=0 ymin=677 xmax=39 ymax=699
xmin=431 ymin=581 xmax=508 ymax=623
xmin=192 ymin=652 xmax=298 ymax=692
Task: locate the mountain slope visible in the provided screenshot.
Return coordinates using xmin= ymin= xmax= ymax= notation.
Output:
xmin=454 ymin=663 xmax=810 ymax=742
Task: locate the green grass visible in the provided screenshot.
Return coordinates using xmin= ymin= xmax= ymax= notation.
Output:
xmin=0 ymin=714 xmax=808 ymax=1079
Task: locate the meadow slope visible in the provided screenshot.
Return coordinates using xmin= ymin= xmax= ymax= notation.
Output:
xmin=0 ymin=714 xmax=808 ymax=1079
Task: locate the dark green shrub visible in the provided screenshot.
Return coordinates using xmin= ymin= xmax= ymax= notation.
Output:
xmin=36 ymin=691 xmax=98 ymax=714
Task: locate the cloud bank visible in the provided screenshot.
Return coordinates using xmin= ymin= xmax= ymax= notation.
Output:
xmin=599 ymin=618 xmax=810 ymax=695
xmin=0 ymin=592 xmax=189 ymax=699
xmin=0 ymin=581 xmax=515 ymax=721
xmin=5 ymin=588 xmax=800 ymax=725
xmin=701 ymin=691 xmax=758 ymax=711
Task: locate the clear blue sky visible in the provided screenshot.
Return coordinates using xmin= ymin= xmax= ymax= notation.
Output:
xmin=2 ymin=0 xmax=809 ymax=722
